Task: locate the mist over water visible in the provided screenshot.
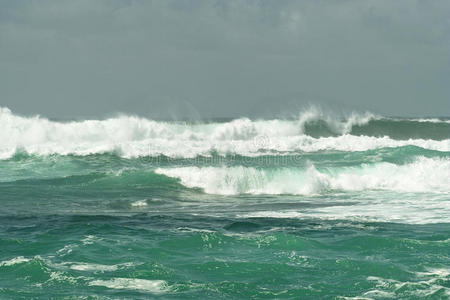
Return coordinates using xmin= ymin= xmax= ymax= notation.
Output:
xmin=1 ymin=107 xmax=449 ymax=299
xmin=1 ymin=106 xmax=450 ymax=159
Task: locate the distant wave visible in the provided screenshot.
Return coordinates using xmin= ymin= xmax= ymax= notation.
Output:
xmin=298 ymin=107 xmax=450 ymax=139
xmin=1 ymin=107 xmax=449 ymax=159
xmin=155 ymin=156 xmax=450 ymax=195
xmin=298 ymin=106 xmax=379 ymax=135
xmin=410 ymin=118 xmax=450 ymax=123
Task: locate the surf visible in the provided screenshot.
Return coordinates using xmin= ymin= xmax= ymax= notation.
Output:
xmin=155 ymin=156 xmax=450 ymax=195
xmin=1 ymin=106 xmax=450 ymax=160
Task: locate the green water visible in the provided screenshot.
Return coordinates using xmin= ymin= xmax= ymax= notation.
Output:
xmin=1 ymin=111 xmax=449 ymax=299
xmin=1 ymin=214 xmax=449 ymax=299
xmin=1 ymin=150 xmax=449 ymax=299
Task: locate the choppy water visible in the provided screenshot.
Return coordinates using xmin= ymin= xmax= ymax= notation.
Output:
xmin=1 ymin=107 xmax=449 ymax=299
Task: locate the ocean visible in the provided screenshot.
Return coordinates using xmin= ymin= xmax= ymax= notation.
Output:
xmin=0 ymin=107 xmax=449 ymax=299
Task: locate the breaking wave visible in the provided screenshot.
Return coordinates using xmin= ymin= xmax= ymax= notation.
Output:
xmin=1 ymin=106 xmax=449 ymax=159
xmin=155 ymin=156 xmax=450 ymax=195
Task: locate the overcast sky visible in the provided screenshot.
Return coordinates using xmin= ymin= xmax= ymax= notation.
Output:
xmin=1 ymin=0 xmax=449 ymax=119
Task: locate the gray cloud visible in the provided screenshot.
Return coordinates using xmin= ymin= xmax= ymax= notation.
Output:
xmin=1 ymin=0 xmax=449 ymax=119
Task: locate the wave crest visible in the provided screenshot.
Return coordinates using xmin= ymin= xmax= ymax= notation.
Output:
xmin=155 ymin=157 xmax=450 ymax=195
xmin=1 ymin=107 xmax=449 ymax=159
xmin=298 ymin=106 xmax=377 ymax=135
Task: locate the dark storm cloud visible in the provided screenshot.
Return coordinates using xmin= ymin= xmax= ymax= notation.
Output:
xmin=1 ymin=0 xmax=449 ymax=118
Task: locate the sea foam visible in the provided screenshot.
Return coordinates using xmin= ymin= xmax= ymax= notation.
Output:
xmin=88 ymin=278 xmax=168 ymax=293
xmin=155 ymin=156 xmax=450 ymax=195
xmin=1 ymin=107 xmax=449 ymax=159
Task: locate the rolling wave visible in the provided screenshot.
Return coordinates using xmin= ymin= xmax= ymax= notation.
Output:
xmin=155 ymin=156 xmax=450 ymax=195
xmin=1 ymin=107 xmax=449 ymax=159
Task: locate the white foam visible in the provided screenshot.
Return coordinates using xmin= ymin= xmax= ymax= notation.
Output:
xmin=157 ymin=157 xmax=450 ymax=224
xmin=48 ymin=271 xmax=80 ymax=285
xmin=155 ymin=156 xmax=450 ymax=195
xmin=69 ymin=263 xmax=119 ymax=272
xmin=366 ymin=275 xmax=450 ymax=298
xmin=64 ymin=261 xmax=134 ymax=272
xmin=1 ymin=107 xmax=448 ymax=159
xmin=131 ymin=200 xmax=148 ymax=207
xmin=89 ymin=278 xmax=168 ymax=293
xmin=298 ymin=106 xmax=378 ymax=134
xmin=237 ymin=187 xmax=450 ymax=224
xmin=0 ymin=256 xmax=30 ymax=267
xmin=416 ymin=268 xmax=450 ymax=278
xmin=56 ymin=244 xmax=76 ymax=255
xmin=411 ymin=118 xmax=450 ymax=123
xmin=238 ymin=201 xmax=450 ymax=224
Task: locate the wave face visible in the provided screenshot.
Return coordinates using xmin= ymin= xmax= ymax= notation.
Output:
xmin=155 ymin=156 xmax=450 ymax=195
xmin=1 ymin=107 xmax=450 ymax=159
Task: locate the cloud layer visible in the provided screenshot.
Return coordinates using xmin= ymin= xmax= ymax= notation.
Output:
xmin=1 ymin=0 xmax=449 ymax=118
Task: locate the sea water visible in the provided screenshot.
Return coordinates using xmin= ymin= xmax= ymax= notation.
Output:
xmin=0 ymin=107 xmax=449 ymax=299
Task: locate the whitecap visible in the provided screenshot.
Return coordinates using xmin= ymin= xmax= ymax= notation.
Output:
xmin=89 ymin=278 xmax=168 ymax=293
xmin=0 ymin=256 xmax=30 ymax=267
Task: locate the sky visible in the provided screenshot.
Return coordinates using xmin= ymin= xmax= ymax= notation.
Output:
xmin=0 ymin=0 xmax=449 ymax=119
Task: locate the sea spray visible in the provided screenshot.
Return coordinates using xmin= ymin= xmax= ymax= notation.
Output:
xmin=1 ymin=107 xmax=449 ymax=298
xmin=155 ymin=156 xmax=450 ymax=195
xmin=1 ymin=107 xmax=450 ymax=159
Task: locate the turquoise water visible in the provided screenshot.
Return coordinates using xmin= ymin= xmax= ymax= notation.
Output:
xmin=0 ymin=108 xmax=449 ymax=299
